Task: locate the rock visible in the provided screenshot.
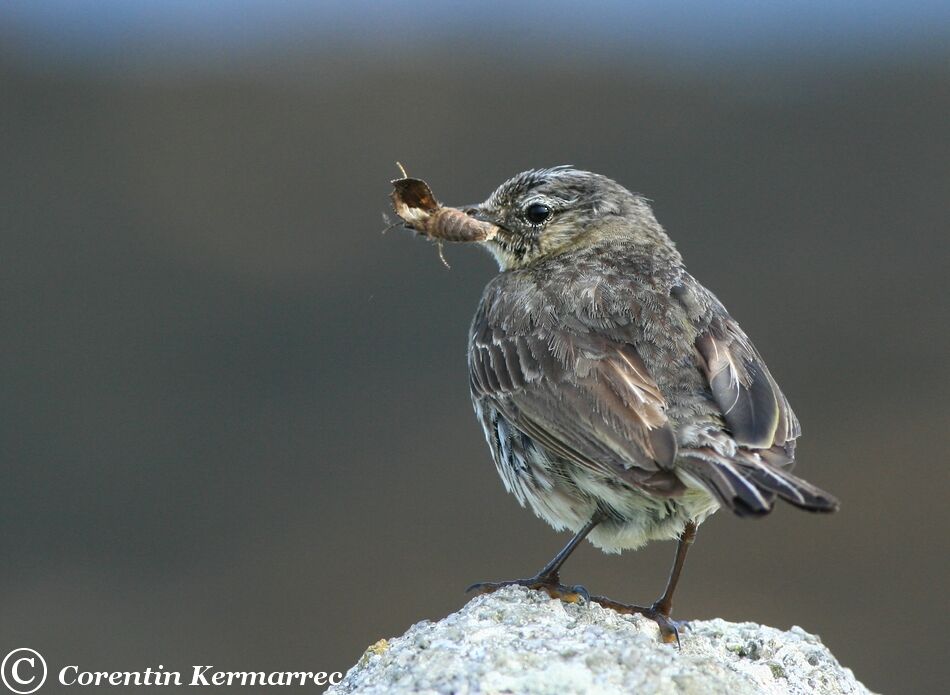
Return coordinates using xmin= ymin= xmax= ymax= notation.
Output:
xmin=329 ymin=586 xmax=872 ymax=695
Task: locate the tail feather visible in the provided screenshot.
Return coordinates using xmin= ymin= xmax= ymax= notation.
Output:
xmin=678 ymin=447 xmax=839 ymax=517
xmin=678 ymin=451 xmax=774 ymax=518
xmin=739 ymin=458 xmax=839 ymax=512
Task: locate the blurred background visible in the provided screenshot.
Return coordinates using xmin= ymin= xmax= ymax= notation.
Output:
xmin=1 ymin=1 xmax=948 ymax=692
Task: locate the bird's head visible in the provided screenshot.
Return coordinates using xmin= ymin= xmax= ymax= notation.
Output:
xmin=463 ymin=166 xmax=674 ymax=271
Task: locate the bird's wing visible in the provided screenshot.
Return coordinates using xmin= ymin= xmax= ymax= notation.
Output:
xmin=692 ymin=302 xmax=800 ymax=452
xmin=670 ymin=273 xmax=801 ymax=452
xmin=469 ymin=311 xmax=678 ymax=491
xmin=664 ymin=279 xmax=833 ymax=515
xmin=686 ymin=310 xmax=838 ymax=513
xmin=669 ymin=278 xmax=799 ymax=452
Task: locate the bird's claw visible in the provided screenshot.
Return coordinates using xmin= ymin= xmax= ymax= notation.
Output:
xmin=467 ymin=580 xmax=688 ymax=646
xmin=588 ymin=594 xmax=687 ymax=647
xmin=466 ymin=575 xmax=590 ymax=605
xmin=568 ymin=583 xmax=590 ymax=604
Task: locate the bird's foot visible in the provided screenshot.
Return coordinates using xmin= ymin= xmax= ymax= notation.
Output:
xmin=466 ymin=572 xmax=590 ymax=605
xmin=587 ymin=594 xmax=688 ymax=646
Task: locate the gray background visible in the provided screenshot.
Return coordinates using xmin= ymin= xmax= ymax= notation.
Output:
xmin=1 ymin=2 xmax=948 ymax=693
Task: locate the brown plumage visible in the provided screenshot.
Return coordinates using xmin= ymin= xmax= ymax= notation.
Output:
xmin=393 ymin=166 xmax=839 ymax=642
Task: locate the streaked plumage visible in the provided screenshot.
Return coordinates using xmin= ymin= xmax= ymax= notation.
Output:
xmin=465 ymin=167 xmax=838 ymax=555
xmin=392 ymin=166 xmax=843 ymax=639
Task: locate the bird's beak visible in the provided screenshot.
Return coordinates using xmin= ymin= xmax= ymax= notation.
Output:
xmin=460 ymin=204 xmax=503 ymax=230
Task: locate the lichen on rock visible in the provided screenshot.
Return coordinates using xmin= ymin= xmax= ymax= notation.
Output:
xmin=329 ymin=586 xmax=872 ymax=695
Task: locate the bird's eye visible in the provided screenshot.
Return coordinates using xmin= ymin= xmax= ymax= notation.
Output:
xmin=525 ymin=203 xmax=552 ymax=225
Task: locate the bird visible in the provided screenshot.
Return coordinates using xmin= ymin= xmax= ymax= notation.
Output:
xmin=439 ymin=167 xmax=838 ymax=643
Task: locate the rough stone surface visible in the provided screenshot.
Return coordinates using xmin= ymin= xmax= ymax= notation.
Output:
xmin=329 ymin=586 xmax=872 ymax=695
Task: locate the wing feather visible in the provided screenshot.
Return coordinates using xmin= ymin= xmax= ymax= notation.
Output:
xmin=470 ymin=312 xmax=678 ymax=491
xmin=696 ymin=323 xmax=799 ymax=450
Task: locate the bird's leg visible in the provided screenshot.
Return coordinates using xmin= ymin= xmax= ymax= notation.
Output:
xmin=467 ymin=512 xmax=604 ymax=604
xmin=589 ymin=521 xmax=698 ymax=646
xmin=652 ymin=520 xmax=697 ymax=618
